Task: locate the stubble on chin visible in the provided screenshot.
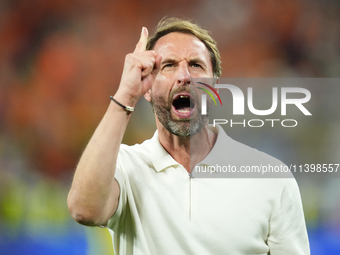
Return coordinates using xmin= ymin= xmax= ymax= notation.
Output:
xmin=150 ymin=92 xmax=212 ymax=137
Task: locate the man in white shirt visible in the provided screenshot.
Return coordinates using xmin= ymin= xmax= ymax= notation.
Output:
xmin=67 ymin=17 xmax=310 ymax=254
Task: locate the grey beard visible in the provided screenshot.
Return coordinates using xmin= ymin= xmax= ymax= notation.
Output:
xmin=152 ymin=97 xmax=213 ymax=137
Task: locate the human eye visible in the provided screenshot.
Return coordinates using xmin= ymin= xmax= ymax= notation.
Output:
xmin=192 ymin=63 xmax=202 ymax=68
xmin=190 ymin=62 xmax=203 ymax=69
xmin=161 ymin=62 xmax=177 ymax=71
xmin=164 ymin=63 xmax=174 ymax=68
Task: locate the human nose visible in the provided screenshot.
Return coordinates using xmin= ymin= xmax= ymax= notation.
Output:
xmin=176 ymin=62 xmax=190 ymax=85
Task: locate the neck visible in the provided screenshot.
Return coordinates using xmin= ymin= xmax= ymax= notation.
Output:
xmin=157 ymin=122 xmax=216 ymax=173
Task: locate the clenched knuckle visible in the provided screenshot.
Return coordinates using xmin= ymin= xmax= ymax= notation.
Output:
xmin=125 ymin=53 xmax=133 ymax=61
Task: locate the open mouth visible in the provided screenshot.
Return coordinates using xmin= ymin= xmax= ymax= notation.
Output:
xmin=172 ymin=94 xmax=195 ymax=118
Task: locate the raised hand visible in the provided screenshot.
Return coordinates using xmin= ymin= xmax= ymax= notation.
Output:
xmin=116 ymin=27 xmax=162 ymax=106
xmin=68 ymin=27 xmax=161 ymax=228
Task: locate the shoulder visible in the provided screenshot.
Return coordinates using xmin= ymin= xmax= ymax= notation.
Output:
xmin=119 ymin=139 xmax=152 ymax=154
xmin=199 ymin=125 xmax=292 ymax=178
xmin=118 ymin=138 xmax=153 ymax=164
xmin=208 ymin=124 xmax=285 ymax=165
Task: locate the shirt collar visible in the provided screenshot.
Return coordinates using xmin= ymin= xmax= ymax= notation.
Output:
xmin=149 ymin=130 xmax=180 ymax=172
xmin=149 ymin=125 xmax=230 ymax=171
xmin=198 ymin=124 xmax=231 ymax=166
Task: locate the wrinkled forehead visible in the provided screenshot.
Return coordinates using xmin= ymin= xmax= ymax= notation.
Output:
xmin=153 ymin=32 xmax=211 ymax=60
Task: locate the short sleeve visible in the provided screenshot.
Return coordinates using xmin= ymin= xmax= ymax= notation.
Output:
xmin=267 ymin=179 xmax=310 ymax=255
xmin=106 ymin=167 xmax=127 ymax=230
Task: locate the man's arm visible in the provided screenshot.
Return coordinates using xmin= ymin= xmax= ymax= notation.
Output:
xmin=67 ymin=27 xmax=161 ymax=226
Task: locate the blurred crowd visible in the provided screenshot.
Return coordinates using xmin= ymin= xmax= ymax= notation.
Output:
xmin=0 ymin=0 xmax=339 ymax=254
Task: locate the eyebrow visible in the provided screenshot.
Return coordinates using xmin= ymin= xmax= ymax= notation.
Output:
xmin=161 ymin=57 xmax=207 ymax=66
xmin=161 ymin=57 xmax=178 ymax=65
xmin=188 ymin=58 xmax=206 ymax=66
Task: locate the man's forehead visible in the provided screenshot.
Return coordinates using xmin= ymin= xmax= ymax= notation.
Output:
xmin=153 ymin=32 xmax=209 ymax=56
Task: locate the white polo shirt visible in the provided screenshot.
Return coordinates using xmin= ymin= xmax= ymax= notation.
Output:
xmin=108 ymin=125 xmax=310 ymax=255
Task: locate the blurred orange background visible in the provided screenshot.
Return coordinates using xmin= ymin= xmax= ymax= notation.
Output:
xmin=0 ymin=0 xmax=339 ymax=254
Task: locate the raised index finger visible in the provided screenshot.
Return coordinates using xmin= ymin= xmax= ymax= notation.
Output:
xmin=134 ymin=27 xmax=148 ymax=53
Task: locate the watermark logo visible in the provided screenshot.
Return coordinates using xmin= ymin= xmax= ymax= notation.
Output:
xmin=196 ymin=82 xmax=222 ymax=115
xmin=191 ymin=79 xmax=340 ymax=179
xmin=194 ymin=80 xmax=312 ymax=128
